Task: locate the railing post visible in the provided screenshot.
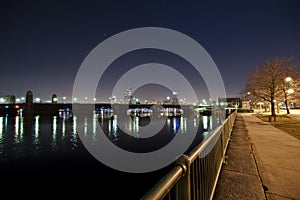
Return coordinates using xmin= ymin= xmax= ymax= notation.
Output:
xmin=176 ymin=155 xmax=191 ymax=200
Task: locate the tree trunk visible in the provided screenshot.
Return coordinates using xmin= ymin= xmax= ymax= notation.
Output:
xmin=271 ymin=101 xmax=276 ymax=116
xmin=284 ymin=99 xmax=290 ymax=114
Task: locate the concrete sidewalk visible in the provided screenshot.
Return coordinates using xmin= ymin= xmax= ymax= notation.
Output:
xmin=213 ymin=113 xmax=300 ymax=200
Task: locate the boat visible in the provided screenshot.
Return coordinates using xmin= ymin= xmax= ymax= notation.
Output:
xmin=127 ymin=108 xmax=153 ymax=117
xmin=159 ymin=107 xmax=183 ymax=117
xmin=58 ymin=108 xmax=73 ymax=119
xmin=94 ymin=107 xmax=114 ymax=118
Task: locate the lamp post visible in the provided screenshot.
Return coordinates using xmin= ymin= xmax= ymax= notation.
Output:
xmin=284 ymin=77 xmax=293 ymax=114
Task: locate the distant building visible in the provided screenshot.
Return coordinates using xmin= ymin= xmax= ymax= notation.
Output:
xmin=163 ymin=92 xmax=179 ymax=105
xmin=123 ymin=88 xmax=132 ymax=104
xmin=151 ymin=100 xmax=159 ymax=104
xmin=242 ymin=100 xmax=251 ymax=109
xmin=171 ymin=92 xmax=179 ymax=105
xmin=0 ymin=95 xmax=16 ymax=104
xmin=218 ymin=97 xmax=242 ymax=108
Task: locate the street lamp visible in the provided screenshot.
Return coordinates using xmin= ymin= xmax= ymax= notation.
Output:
xmin=288 ymin=89 xmax=294 ymax=94
xmin=244 ymin=92 xmax=251 ymax=101
xmin=285 ymin=77 xmax=292 ymax=82
xmin=284 ymin=77 xmax=293 ymax=114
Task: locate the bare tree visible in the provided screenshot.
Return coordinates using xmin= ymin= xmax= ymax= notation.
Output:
xmin=288 ymin=67 xmax=300 ymax=107
xmin=245 ymin=57 xmax=299 ymax=116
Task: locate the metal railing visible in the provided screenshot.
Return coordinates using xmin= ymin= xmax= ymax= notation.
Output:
xmin=141 ymin=110 xmax=237 ymax=200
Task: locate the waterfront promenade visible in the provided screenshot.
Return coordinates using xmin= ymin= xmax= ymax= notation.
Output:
xmin=213 ymin=113 xmax=300 ymax=200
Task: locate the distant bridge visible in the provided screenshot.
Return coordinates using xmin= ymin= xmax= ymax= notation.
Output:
xmin=0 ymin=103 xmax=201 ymax=117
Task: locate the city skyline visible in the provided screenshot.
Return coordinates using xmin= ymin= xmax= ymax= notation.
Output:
xmin=0 ymin=87 xmax=204 ymax=105
xmin=0 ymin=1 xmax=299 ymax=101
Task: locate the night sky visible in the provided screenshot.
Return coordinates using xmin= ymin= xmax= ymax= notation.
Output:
xmin=0 ymin=0 xmax=299 ymax=102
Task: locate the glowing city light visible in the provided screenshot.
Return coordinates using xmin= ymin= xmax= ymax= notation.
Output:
xmin=35 ymin=98 xmax=41 ymax=103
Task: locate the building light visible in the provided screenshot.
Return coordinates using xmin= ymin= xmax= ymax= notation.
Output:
xmin=35 ymin=98 xmax=41 ymax=103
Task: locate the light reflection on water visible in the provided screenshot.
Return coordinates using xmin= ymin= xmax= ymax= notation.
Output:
xmin=0 ymin=113 xmax=216 ymax=161
xmin=34 ymin=115 xmax=39 ymax=145
xmin=0 ymin=117 xmax=3 ymax=135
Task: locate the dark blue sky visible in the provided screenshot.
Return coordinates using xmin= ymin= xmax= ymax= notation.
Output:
xmin=0 ymin=0 xmax=299 ymax=102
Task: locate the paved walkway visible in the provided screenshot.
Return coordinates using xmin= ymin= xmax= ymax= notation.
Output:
xmin=213 ymin=113 xmax=300 ymax=200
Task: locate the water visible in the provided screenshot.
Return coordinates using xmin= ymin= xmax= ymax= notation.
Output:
xmin=0 ymin=112 xmax=218 ymax=199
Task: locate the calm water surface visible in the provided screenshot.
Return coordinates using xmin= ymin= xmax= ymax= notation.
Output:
xmin=0 ymin=112 xmax=219 ymax=199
